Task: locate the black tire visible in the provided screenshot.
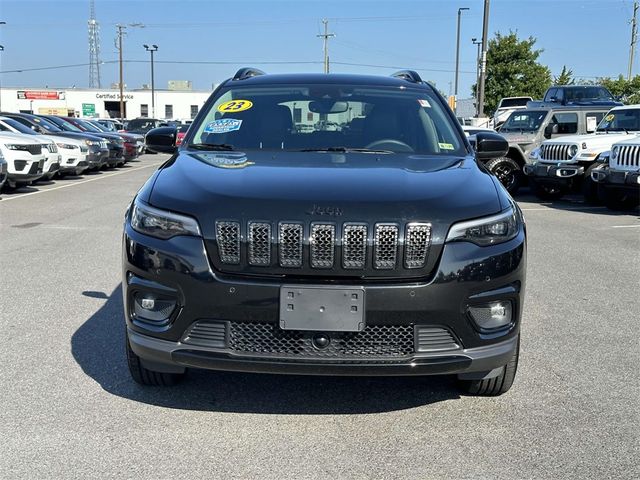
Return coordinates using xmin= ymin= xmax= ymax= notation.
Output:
xmin=458 ymin=336 xmax=520 ymax=396
xmin=529 ymin=177 xmax=567 ymax=200
xmin=598 ymin=185 xmax=640 ymax=211
xmin=485 ymin=157 xmax=523 ymax=195
xmin=581 ymin=165 xmax=599 ymax=204
xmin=126 ymin=334 xmax=185 ymax=386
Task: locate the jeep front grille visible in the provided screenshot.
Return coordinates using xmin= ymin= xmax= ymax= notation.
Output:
xmin=215 ymin=221 xmax=241 ymax=265
xmin=342 ymin=224 xmax=367 ymax=269
xmin=611 ymin=145 xmax=640 ymax=171
xmin=310 ymin=224 xmax=335 ymax=268
xmin=279 ymin=222 xmax=303 ymax=267
xmin=213 ymin=220 xmax=434 ymax=275
xmin=540 ymin=143 xmax=573 ymax=161
xmin=248 ymin=222 xmax=271 ymax=266
xmin=46 ymin=143 xmax=58 ymax=153
xmin=374 ymin=224 xmax=399 ymax=269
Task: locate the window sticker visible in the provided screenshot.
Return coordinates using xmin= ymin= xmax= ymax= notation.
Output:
xmin=418 ymin=99 xmax=431 ymax=108
xmin=604 ymin=114 xmax=615 ymax=122
xmin=203 ymin=118 xmax=242 ymax=134
xmin=217 ymin=99 xmax=253 ymax=113
xmin=438 ymin=142 xmax=455 ymax=150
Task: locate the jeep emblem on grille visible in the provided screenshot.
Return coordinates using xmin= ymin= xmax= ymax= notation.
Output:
xmin=306 ymin=205 xmax=343 ymax=217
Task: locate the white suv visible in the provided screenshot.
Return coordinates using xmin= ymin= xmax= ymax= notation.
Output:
xmin=591 ymin=135 xmax=640 ymax=210
xmin=493 ymin=96 xmax=533 ymax=128
xmin=0 ymin=116 xmax=89 ymax=176
xmin=0 ymin=132 xmax=46 ymax=188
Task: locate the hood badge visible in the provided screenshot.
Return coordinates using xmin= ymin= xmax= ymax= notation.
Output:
xmin=306 ymin=204 xmax=343 ymax=217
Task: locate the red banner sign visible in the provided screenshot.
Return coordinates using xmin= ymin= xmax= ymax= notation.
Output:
xmin=17 ymin=90 xmax=63 ymax=100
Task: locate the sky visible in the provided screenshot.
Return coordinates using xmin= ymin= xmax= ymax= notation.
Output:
xmin=0 ymin=0 xmax=637 ymax=98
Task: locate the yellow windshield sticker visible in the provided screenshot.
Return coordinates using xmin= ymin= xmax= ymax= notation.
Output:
xmin=604 ymin=114 xmax=615 ymax=122
xmin=438 ymin=142 xmax=455 ymax=150
xmin=218 ymin=99 xmax=253 ymax=113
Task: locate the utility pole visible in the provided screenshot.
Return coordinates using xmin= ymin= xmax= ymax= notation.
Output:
xmin=629 ymin=1 xmax=638 ymax=80
xmin=0 ymin=21 xmax=5 ymax=112
xmin=116 ymin=24 xmax=126 ymax=119
xmin=317 ymin=19 xmax=335 ymax=74
xmin=144 ymin=44 xmax=158 ymax=118
xmin=472 ymin=37 xmax=482 ymax=116
xmin=454 ymin=7 xmax=469 ymax=107
xmin=477 ymin=0 xmax=490 ymax=118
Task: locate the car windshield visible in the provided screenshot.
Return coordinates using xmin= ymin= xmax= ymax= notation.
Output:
xmin=499 ymin=98 xmax=530 ymax=108
xmin=128 ymin=119 xmax=158 ymax=131
xmin=596 ymin=108 xmax=640 ymax=132
xmin=74 ymin=118 xmax=102 ymax=132
xmin=31 ymin=116 xmax=63 ymax=133
xmin=499 ymin=110 xmax=547 ymax=132
xmin=190 ymin=83 xmax=465 ymax=155
xmin=46 ymin=116 xmax=83 ymax=132
xmin=1 ymin=117 xmax=37 ymax=135
xmin=565 ymin=87 xmax=614 ymax=102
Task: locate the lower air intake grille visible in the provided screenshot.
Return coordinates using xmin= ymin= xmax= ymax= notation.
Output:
xmin=182 ymin=321 xmax=226 ymax=348
xmin=415 ymin=326 xmax=460 ymax=352
xmin=228 ymin=322 xmax=415 ymax=358
xmin=216 ymin=221 xmax=241 ymax=264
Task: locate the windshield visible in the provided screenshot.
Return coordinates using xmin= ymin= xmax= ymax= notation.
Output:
xmin=74 ymin=118 xmax=102 ymax=133
xmin=31 ymin=116 xmax=63 ymax=133
xmin=565 ymin=87 xmax=614 ymax=102
xmin=499 ymin=110 xmax=547 ymax=132
xmin=128 ymin=119 xmax=159 ymax=131
xmin=1 ymin=118 xmax=37 ymax=135
xmin=45 ymin=116 xmax=83 ymax=132
xmin=596 ymin=109 xmax=640 ymax=132
xmin=190 ymin=83 xmax=465 ymax=155
xmin=499 ymin=98 xmax=530 ymax=109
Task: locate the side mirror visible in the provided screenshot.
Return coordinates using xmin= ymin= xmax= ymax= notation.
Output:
xmin=544 ymin=123 xmax=558 ymax=138
xmin=145 ymin=126 xmax=178 ymax=154
xmin=474 ymin=132 xmax=509 ymax=160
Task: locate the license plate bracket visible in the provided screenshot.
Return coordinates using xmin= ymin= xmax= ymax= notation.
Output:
xmin=279 ymin=285 xmax=365 ymax=332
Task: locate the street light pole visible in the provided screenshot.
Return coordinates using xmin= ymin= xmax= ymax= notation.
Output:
xmin=472 ymin=37 xmax=482 ymax=116
xmin=454 ymin=7 xmax=469 ymax=106
xmin=477 ymin=0 xmax=490 ymax=119
xmin=0 ymin=45 xmax=4 ymax=112
xmin=144 ymin=44 xmax=158 ymax=118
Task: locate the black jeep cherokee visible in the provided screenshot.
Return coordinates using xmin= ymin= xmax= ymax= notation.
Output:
xmin=123 ymin=69 xmax=526 ymax=396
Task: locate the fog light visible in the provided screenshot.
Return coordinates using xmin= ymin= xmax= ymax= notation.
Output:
xmin=133 ymin=292 xmax=176 ymax=325
xmin=468 ymin=300 xmax=513 ymax=331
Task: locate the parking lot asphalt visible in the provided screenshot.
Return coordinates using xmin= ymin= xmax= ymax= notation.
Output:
xmin=1 ymin=154 xmax=638 ymax=479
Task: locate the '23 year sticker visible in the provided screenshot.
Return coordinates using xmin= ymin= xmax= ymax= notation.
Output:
xmin=218 ymin=99 xmax=253 ymax=113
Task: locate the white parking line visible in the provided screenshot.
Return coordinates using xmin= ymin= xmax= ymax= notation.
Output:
xmin=611 ymin=224 xmax=640 ymax=228
xmin=0 ymin=162 xmax=162 ymax=203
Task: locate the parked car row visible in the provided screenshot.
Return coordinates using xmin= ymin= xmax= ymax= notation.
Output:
xmin=0 ymin=112 xmax=145 ymax=191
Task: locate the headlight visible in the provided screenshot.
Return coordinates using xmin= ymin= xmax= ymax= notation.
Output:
xmin=4 ymin=144 xmax=21 ymax=150
xmin=611 ymin=146 xmax=619 ymax=159
xmin=130 ymin=200 xmax=202 ymax=239
xmin=56 ymin=143 xmax=78 ymax=150
xmin=568 ymin=145 xmax=578 ymax=158
xmin=446 ymin=206 xmax=521 ymax=246
xmin=529 ymin=147 xmax=540 ymax=159
xmin=84 ymin=140 xmax=99 ymax=146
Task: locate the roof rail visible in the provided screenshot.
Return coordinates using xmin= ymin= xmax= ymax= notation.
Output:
xmin=232 ymin=67 xmax=266 ymax=81
xmin=391 ymin=70 xmax=423 ymax=83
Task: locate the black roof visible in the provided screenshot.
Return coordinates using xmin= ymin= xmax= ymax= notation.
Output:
xmin=223 ymin=72 xmax=431 ymax=89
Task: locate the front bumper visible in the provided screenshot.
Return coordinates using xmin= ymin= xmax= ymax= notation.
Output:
xmin=123 ymin=223 xmax=526 ymax=378
xmin=7 ymin=159 xmax=44 ymax=184
xmin=523 ymin=161 xmax=585 ymax=186
xmin=87 ymin=148 xmax=108 ymax=168
xmin=591 ymin=167 xmax=640 ymax=195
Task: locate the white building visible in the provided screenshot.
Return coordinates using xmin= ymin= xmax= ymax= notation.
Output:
xmin=0 ymin=86 xmax=213 ymax=120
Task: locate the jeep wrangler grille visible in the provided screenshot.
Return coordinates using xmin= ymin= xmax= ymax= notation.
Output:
xmin=540 ymin=143 xmax=573 ymax=161
xmin=611 ymin=145 xmax=640 ymax=170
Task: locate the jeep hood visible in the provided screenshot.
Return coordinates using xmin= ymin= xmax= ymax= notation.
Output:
xmin=149 ymin=150 xmax=503 ymax=240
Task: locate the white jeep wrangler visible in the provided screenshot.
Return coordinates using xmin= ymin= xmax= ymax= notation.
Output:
xmin=591 ymin=135 xmax=640 ymax=210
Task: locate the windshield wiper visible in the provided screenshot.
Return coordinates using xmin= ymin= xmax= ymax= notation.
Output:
xmin=187 ymin=143 xmax=235 ymax=151
xmin=299 ymin=147 xmax=394 ymax=154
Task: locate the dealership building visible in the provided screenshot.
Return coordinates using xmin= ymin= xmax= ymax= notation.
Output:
xmin=0 ymin=85 xmax=213 ymax=120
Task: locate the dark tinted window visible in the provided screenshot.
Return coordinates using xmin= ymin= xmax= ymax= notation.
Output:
xmin=550 ymin=112 xmax=578 ymax=134
xmin=597 ymin=108 xmax=640 ymax=132
xmin=192 ymin=83 xmax=464 ymax=155
xmin=499 ymin=98 xmax=531 ymax=108
xmin=0 ymin=117 xmax=37 ymax=134
xmin=544 ymin=89 xmax=557 ymax=101
xmin=564 ymin=87 xmax=614 ymax=102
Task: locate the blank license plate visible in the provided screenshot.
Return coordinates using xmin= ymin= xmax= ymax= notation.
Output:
xmin=279 ymin=285 xmax=365 ymax=332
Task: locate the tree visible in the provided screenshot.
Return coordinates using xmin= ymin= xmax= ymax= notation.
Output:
xmin=473 ymin=32 xmax=552 ymax=116
xmin=597 ymin=75 xmax=640 ymax=104
xmin=554 ymin=66 xmax=575 ymax=85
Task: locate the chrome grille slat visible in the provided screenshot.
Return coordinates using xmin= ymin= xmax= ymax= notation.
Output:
xmin=374 ymin=224 xmax=399 ymax=269
xmin=279 ymin=222 xmax=303 ymax=267
xmin=343 ymin=224 xmax=368 ymax=269
xmin=310 ymin=223 xmax=335 ymax=268
xmin=215 ymin=221 xmax=241 ymax=264
xmin=612 ymin=144 xmax=640 ymax=170
xmin=248 ymin=222 xmax=271 ymax=266
xmin=404 ymin=223 xmax=432 ymax=269
xmin=541 ymin=143 xmax=572 ymax=161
